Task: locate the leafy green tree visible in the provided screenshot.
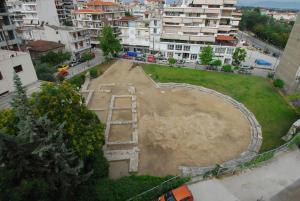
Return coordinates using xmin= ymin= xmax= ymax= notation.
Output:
xmin=0 ymin=75 xmax=91 ymax=201
xmin=232 ymin=47 xmax=247 ymax=66
xmin=41 ymin=51 xmax=71 ymax=66
xmin=168 ymin=57 xmax=177 ymax=66
xmin=199 ymin=46 xmax=213 ymax=65
xmin=273 ymin=79 xmax=284 ymax=89
xmin=34 ymin=63 xmax=56 ymax=81
xmin=81 ymin=52 xmax=94 ymax=67
xmin=99 ymin=26 xmax=122 ymax=58
xmin=30 ymin=82 xmax=104 ymax=156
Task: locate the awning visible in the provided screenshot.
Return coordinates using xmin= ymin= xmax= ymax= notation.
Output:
xmin=216 ymin=35 xmax=236 ymax=41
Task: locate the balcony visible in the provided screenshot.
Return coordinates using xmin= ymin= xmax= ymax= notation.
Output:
xmin=223 ymin=0 xmax=237 ymax=4
xmin=163 ymin=17 xmax=182 ymax=23
xmin=192 ymin=0 xmax=223 ymax=5
xmin=203 ymin=8 xmax=221 ymax=14
xmin=184 ymin=7 xmax=203 ymax=13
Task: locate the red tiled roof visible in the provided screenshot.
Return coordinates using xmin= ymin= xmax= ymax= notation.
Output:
xmin=86 ymin=0 xmax=119 ymax=6
xmin=27 ymin=40 xmax=65 ymax=52
xmin=74 ymin=8 xmax=103 ymax=13
xmin=216 ymin=35 xmax=236 ymax=41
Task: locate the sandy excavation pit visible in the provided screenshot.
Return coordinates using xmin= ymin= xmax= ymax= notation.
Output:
xmin=109 ymin=124 xmax=133 ymax=142
xmin=87 ymin=60 xmax=252 ymax=177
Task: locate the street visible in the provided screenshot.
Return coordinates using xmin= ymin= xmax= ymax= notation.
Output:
xmin=237 ymin=31 xmax=283 ymax=57
xmin=65 ymin=48 xmax=104 ymax=79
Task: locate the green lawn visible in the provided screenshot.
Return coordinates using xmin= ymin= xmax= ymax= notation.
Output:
xmin=143 ymin=64 xmax=299 ymax=152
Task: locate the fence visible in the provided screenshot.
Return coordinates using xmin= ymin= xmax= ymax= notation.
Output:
xmin=126 ymin=132 xmax=300 ymax=201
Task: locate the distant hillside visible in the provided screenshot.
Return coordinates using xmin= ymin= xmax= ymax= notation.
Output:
xmin=237 ymin=0 xmax=300 ymax=10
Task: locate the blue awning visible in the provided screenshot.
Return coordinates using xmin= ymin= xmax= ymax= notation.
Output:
xmin=255 ymin=59 xmax=272 ymax=66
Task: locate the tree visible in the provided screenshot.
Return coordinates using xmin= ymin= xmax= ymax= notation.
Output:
xmin=81 ymin=52 xmax=94 ymax=67
xmin=232 ymin=47 xmax=247 ymax=66
xmin=0 ymin=75 xmax=91 ymax=201
xmin=168 ymin=57 xmax=177 ymax=67
xmin=99 ymin=26 xmax=122 ymax=58
xmin=41 ymin=51 xmax=71 ymax=66
xmin=125 ymin=11 xmax=132 ymax=16
xmin=34 ymin=63 xmax=56 ymax=81
xmin=30 ymin=82 xmax=104 ymax=156
xmin=199 ymin=46 xmax=213 ymax=65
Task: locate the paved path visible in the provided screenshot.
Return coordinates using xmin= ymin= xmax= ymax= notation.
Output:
xmin=188 ymin=149 xmax=300 ymax=201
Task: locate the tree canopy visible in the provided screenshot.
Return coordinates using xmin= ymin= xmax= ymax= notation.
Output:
xmin=99 ymin=26 xmax=122 ymax=57
xmin=34 ymin=63 xmax=56 ymax=81
xmin=239 ymin=8 xmax=292 ymax=49
xmin=40 ymin=51 xmax=71 ymax=66
xmin=199 ymin=46 xmax=214 ymax=65
xmin=232 ymin=47 xmax=247 ymax=66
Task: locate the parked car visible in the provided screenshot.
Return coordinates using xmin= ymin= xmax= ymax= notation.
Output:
xmin=136 ymin=56 xmax=146 ymax=61
xmin=69 ymin=61 xmax=79 ymax=67
xmin=158 ymin=185 xmax=193 ymax=201
xmin=57 ymin=69 xmax=69 ymax=77
xmin=57 ymin=64 xmax=69 ymax=72
xmin=147 ymin=55 xmax=156 ymax=63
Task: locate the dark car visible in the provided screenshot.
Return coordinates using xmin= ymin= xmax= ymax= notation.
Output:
xmin=136 ymin=56 xmax=146 ymax=61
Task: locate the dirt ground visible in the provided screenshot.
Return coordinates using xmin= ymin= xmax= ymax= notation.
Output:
xmin=88 ymin=60 xmax=251 ymax=176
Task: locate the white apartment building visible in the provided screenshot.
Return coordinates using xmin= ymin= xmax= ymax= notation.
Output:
xmin=55 ymin=0 xmax=77 ymax=25
xmin=72 ymin=0 xmax=125 ymax=47
xmin=6 ymin=0 xmax=60 ymax=27
xmin=22 ymin=25 xmax=91 ymax=60
xmin=0 ymin=49 xmax=38 ymax=95
xmin=157 ymin=0 xmax=241 ymax=63
xmin=118 ymin=15 xmax=150 ymax=52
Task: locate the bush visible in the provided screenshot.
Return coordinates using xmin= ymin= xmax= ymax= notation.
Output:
xmin=69 ymin=74 xmax=86 ymax=88
xmin=267 ymin=72 xmax=275 ymax=79
xmin=273 ymin=79 xmax=284 ymax=88
xmin=210 ymin=59 xmax=222 ymax=67
xmin=168 ymin=57 xmax=177 ymax=66
xmin=90 ymin=68 xmax=98 ymax=78
xmin=222 ymin=64 xmax=232 ymax=72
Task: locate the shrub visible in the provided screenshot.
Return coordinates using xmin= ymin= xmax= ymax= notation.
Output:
xmin=211 ymin=59 xmax=222 ymax=67
xmin=222 ymin=64 xmax=232 ymax=72
xmin=90 ymin=68 xmax=98 ymax=78
xmin=168 ymin=57 xmax=177 ymax=66
xmin=69 ymin=74 xmax=86 ymax=88
xmin=267 ymin=72 xmax=275 ymax=79
xmin=273 ymin=79 xmax=284 ymax=89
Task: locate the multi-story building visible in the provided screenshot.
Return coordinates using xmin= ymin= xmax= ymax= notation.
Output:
xmin=72 ymin=0 xmax=125 ymax=47
xmin=55 ymin=0 xmax=76 ymax=25
xmin=118 ymin=15 xmax=150 ymax=53
xmin=22 ymin=24 xmax=91 ymax=60
xmin=6 ymin=0 xmax=60 ymax=27
xmin=0 ymin=49 xmax=38 ymax=96
xmin=157 ymin=0 xmax=241 ymax=63
xmin=0 ymin=0 xmax=20 ymax=50
xmin=275 ymin=12 xmax=300 ymax=93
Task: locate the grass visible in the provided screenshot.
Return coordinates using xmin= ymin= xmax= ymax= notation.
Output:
xmin=143 ymin=64 xmax=299 ymax=152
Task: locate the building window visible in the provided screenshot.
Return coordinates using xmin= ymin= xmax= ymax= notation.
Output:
xmin=215 ymin=47 xmax=226 ymax=54
xmin=153 ymin=28 xmax=157 ymax=34
xmin=154 ymin=20 xmax=157 ymax=26
xmin=13 ymin=65 xmax=23 ymax=73
xmin=167 ymin=44 xmax=174 ymax=50
xmin=167 ymin=52 xmax=173 ymax=58
xmin=56 ymin=31 xmax=59 ymax=34
xmin=175 ymin=45 xmax=182 ymax=50
xmin=184 ymin=46 xmax=190 ymax=51
xmin=0 ymin=71 xmax=3 ymax=80
xmin=191 ymin=54 xmax=197 ymax=60
xmin=227 ymin=48 xmax=234 ymax=55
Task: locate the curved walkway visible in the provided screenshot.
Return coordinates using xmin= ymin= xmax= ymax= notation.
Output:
xmin=188 ymin=149 xmax=300 ymax=201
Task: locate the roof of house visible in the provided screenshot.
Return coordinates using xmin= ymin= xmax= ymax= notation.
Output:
xmin=85 ymin=0 xmax=119 ymax=6
xmin=216 ymin=35 xmax=236 ymax=41
xmin=73 ymin=8 xmax=104 ymax=13
xmin=27 ymin=40 xmax=65 ymax=52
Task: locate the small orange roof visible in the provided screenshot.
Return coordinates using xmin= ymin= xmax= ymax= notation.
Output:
xmin=119 ymin=16 xmax=138 ymax=21
xmin=86 ymin=0 xmax=118 ymax=6
xmin=216 ymin=35 xmax=236 ymax=41
xmin=74 ymin=9 xmax=103 ymax=13
xmin=172 ymin=185 xmax=193 ymax=201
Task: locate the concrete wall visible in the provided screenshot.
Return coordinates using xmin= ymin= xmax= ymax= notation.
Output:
xmin=0 ymin=51 xmax=38 ymax=94
xmin=276 ymin=12 xmax=300 ymax=93
xmin=36 ymin=0 xmax=60 ymax=26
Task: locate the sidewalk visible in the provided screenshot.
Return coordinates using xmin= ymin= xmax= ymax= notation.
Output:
xmin=188 ymin=149 xmax=300 ymax=201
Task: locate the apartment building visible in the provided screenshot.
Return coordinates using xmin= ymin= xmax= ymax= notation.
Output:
xmin=0 ymin=0 xmax=20 ymax=50
xmin=0 ymin=49 xmax=37 ymax=96
xmin=55 ymin=0 xmax=76 ymax=25
xmin=72 ymin=0 xmax=125 ymax=47
xmin=22 ymin=24 xmax=91 ymax=60
xmin=275 ymin=12 xmax=300 ymax=93
xmin=6 ymin=0 xmax=60 ymax=27
xmin=118 ymin=15 xmax=150 ymax=52
xmin=158 ymin=0 xmax=241 ymax=63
